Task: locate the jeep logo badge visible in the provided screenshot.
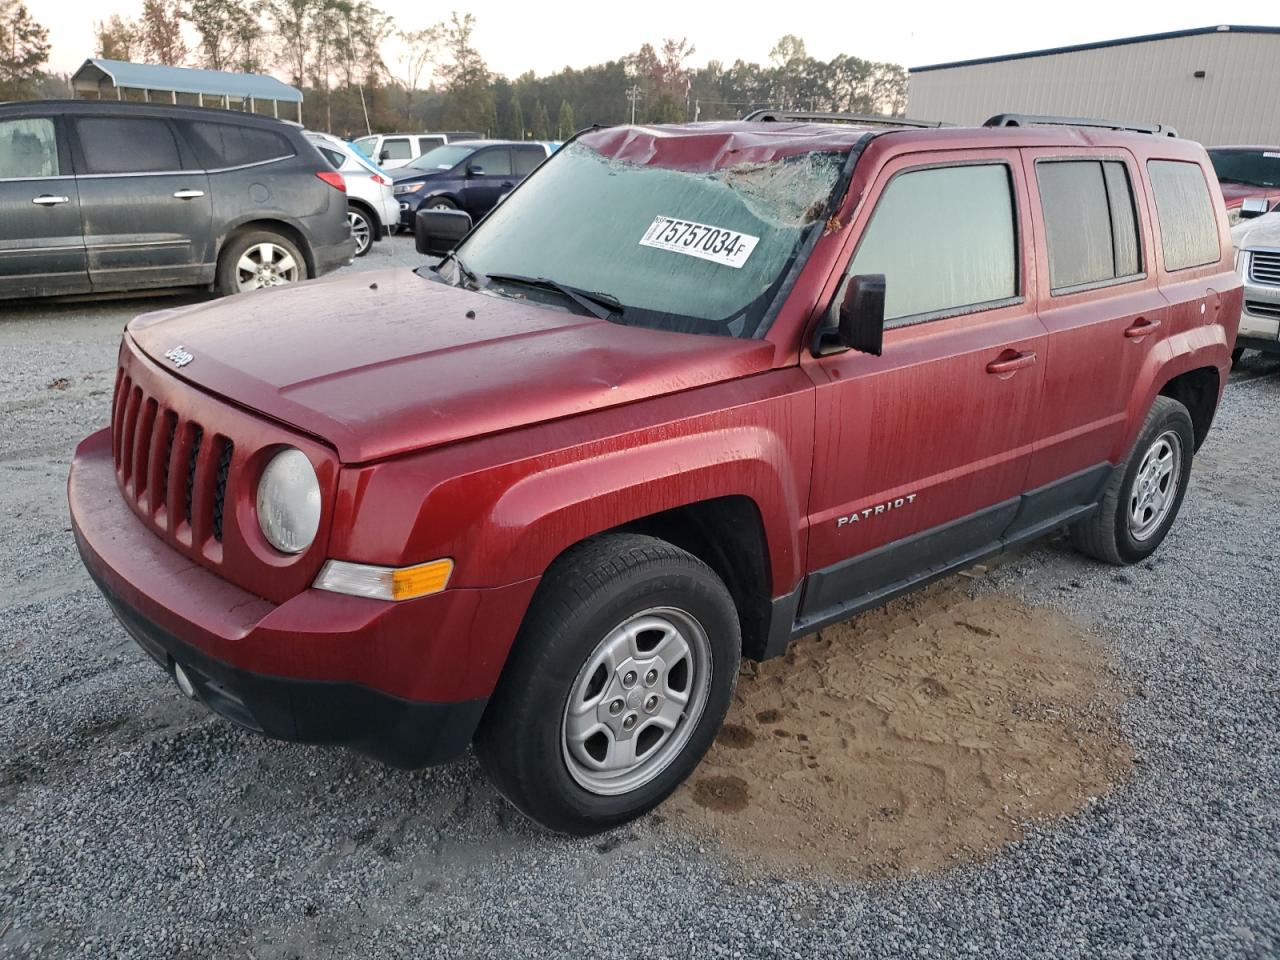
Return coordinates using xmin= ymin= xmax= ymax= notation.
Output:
xmin=164 ymin=345 xmax=193 ymax=368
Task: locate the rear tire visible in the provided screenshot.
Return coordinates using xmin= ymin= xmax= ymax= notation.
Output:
xmin=474 ymin=533 xmax=741 ymax=835
xmin=347 ymin=204 xmax=374 ymax=257
xmin=1070 ymin=396 xmax=1194 ymax=565
xmin=1231 ymin=347 xmax=1245 ymax=367
xmin=215 ymin=230 xmax=308 ymax=296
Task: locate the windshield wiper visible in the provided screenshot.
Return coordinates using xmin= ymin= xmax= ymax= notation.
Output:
xmin=484 ymin=273 xmax=622 ymax=321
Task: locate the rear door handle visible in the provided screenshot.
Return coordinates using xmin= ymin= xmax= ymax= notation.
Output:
xmin=172 ymin=189 xmax=206 ymax=199
xmin=986 ymin=350 xmax=1037 ymax=375
xmin=1124 ymin=317 xmax=1161 ymax=338
xmin=32 ymin=195 xmax=70 ymax=206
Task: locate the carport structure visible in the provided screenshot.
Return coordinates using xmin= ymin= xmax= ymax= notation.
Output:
xmin=71 ymin=59 xmax=303 ymax=122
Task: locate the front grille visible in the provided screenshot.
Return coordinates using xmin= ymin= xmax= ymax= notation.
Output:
xmin=110 ymin=375 xmax=235 ymax=551
xmin=1251 ymin=250 xmax=1280 ymax=286
xmin=1245 ymin=299 xmax=1280 ymax=320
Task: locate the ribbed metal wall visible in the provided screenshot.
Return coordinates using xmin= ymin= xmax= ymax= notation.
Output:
xmin=908 ymin=31 xmax=1280 ymax=145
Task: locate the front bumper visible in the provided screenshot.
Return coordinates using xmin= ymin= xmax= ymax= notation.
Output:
xmin=69 ymin=428 xmax=536 ymax=768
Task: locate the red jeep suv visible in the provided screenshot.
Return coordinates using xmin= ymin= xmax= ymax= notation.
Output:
xmin=69 ymin=112 xmax=1241 ymax=834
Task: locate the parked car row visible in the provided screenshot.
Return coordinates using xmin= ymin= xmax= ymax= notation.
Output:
xmin=350 ymin=131 xmax=484 ymax=169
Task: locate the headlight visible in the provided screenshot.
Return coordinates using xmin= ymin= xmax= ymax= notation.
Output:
xmin=394 ymin=182 xmax=423 ymax=195
xmin=256 ymin=448 xmax=321 ymax=554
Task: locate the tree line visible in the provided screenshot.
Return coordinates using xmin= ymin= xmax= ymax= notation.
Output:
xmin=3 ymin=0 xmax=907 ymax=139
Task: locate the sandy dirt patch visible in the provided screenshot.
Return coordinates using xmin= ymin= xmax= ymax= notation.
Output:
xmin=667 ymin=582 xmax=1133 ymax=879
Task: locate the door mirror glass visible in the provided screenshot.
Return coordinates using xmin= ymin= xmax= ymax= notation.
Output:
xmin=834 ymin=274 xmax=886 ymax=356
xmin=466 ymin=163 xmax=484 ymax=178
xmin=415 ymin=208 xmax=474 ymax=256
xmin=1240 ymin=197 xmax=1269 ymax=219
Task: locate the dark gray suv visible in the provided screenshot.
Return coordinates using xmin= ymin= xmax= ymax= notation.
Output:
xmin=0 ymin=101 xmax=353 ymax=301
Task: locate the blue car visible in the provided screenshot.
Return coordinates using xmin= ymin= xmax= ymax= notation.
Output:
xmin=393 ymin=140 xmax=553 ymax=228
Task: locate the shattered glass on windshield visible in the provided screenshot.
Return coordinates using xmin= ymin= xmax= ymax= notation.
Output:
xmin=449 ymin=142 xmax=847 ymax=338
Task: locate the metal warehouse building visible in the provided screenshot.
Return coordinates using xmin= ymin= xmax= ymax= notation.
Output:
xmin=908 ymin=25 xmax=1280 ymax=145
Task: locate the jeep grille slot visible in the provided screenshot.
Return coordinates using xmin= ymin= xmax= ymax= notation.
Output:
xmin=213 ymin=440 xmax=234 ymax=543
xmin=1245 ymin=299 xmax=1280 ymax=320
xmin=1249 ymin=250 xmax=1280 ymax=286
xmin=184 ymin=426 xmax=203 ymax=526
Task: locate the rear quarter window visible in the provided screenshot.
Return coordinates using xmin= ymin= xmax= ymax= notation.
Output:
xmin=1147 ymin=160 xmax=1220 ymax=271
xmin=185 ymin=121 xmax=294 ymax=169
xmin=1037 ymin=159 xmax=1142 ymax=291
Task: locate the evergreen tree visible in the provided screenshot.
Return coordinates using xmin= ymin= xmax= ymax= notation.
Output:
xmin=531 ymin=99 xmax=550 ymax=140
xmin=557 ymin=99 xmax=575 ymax=139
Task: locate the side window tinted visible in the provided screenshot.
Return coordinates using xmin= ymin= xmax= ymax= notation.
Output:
xmin=185 ymin=122 xmax=293 ymax=168
xmin=1147 ymin=160 xmax=1220 ymax=271
xmin=1037 ymin=159 xmax=1142 ymax=291
xmin=473 ymin=148 xmax=512 ymax=176
xmin=849 ymin=164 xmax=1018 ymax=323
xmin=0 ymin=118 xmax=59 ymax=178
xmin=381 ymin=138 xmax=413 ymax=160
xmin=75 ymin=117 xmax=181 ymax=174
xmin=418 ymin=136 xmax=445 ymax=151
xmin=513 ymin=147 xmax=544 ymax=176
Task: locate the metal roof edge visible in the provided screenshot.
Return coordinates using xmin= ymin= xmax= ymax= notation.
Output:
xmin=909 ymin=25 xmax=1280 ymax=74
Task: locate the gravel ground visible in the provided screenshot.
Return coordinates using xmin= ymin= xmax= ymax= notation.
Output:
xmin=1 ymin=236 xmax=1278 ymax=958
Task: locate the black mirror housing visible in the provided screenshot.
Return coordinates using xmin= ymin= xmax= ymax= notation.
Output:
xmin=415 ymin=208 xmax=474 ymax=257
xmin=466 ymin=164 xmax=484 ymax=178
xmin=827 ymin=274 xmax=886 ymax=356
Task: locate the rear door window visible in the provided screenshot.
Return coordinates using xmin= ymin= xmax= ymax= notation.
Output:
xmin=74 ymin=117 xmax=182 ymax=174
xmin=0 ymin=118 xmax=60 ymax=178
xmin=513 ymin=146 xmax=545 ymax=176
xmin=1037 ymin=159 xmax=1142 ymax=291
xmin=849 ymin=163 xmax=1019 ymax=324
xmin=184 ymin=122 xmax=293 ymax=168
xmin=1147 ymin=160 xmax=1220 ymax=271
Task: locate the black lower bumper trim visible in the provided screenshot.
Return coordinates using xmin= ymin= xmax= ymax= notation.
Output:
xmin=83 ymin=554 xmax=485 ymax=770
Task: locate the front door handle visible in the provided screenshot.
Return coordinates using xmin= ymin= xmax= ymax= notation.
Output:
xmin=1124 ymin=317 xmax=1161 ymax=339
xmin=32 ymin=195 xmax=70 ymax=206
xmin=986 ymin=350 xmax=1037 ymax=376
xmin=172 ymin=189 xmax=206 ymax=199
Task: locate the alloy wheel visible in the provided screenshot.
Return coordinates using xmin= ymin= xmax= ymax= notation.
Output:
xmin=235 ymin=241 xmax=301 ymax=291
xmin=1128 ymin=429 xmax=1182 ymax=541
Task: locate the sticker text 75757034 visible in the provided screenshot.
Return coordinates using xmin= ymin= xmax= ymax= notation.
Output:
xmin=639 ymin=216 xmax=760 ymax=269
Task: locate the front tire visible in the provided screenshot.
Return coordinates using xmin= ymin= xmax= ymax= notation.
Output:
xmin=1070 ymin=396 xmax=1195 ymax=565
xmin=474 ymin=534 xmax=741 ymax=835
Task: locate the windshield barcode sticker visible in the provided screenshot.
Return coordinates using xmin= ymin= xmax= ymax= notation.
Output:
xmin=639 ymin=216 xmax=759 ymax=268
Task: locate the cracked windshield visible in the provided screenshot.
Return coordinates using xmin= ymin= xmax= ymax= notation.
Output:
xmin=450 ymin=142 xmax=846 ymax=337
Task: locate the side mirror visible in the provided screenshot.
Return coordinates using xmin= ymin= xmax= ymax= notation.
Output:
xmin=816 ymin=274 xmax=885 ymax=356
xmin=465 ymin=163 xmax=484 ymax=178
xmin=1240 ymin=197 xmax=1269 ymax=220
xmin=415 ymin=207 xmax=473 ymax=257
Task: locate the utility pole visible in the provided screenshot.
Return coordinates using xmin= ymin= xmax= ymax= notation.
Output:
xmin=627 ymin=84 xmax=642 ymax=124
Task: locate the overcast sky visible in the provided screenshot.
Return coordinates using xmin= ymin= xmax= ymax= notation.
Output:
xmin=45 ymin=0 xmax=1279 ymax=83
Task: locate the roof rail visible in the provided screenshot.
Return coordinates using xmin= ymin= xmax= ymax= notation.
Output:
xmin=742 ymin=109 xmax=945 ymax=129
xmin=983 ymin=113 xmax=1179 ymax=138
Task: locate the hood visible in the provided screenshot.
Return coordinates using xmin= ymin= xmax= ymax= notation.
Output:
xmin=1219 ymin=181 xmax=1280 ymax=207
xmin=1232 ymin=211 xmax=1280 ymax=250
xmin=127 ymin=269 xmax=776 ymax=463
xmin=392 ymin=167 xmax=452 ymax=184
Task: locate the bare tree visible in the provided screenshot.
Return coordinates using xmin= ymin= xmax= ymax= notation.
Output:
xmin=267 ymin=0 xmax=313 ymax=87
xmin=392 ymin=24 xmax=441 ymax=124
xmin=185 ymin=0 xmax=263 ymax=72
